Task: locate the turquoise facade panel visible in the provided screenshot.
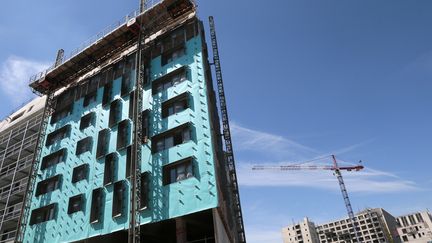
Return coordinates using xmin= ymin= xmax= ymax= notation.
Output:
xmin=25 ymin=30 xmax=219 ymax=243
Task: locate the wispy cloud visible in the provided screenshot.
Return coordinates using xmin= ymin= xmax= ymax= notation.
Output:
xmin=238 ymin=161 xmax=419 ymax=193
xmin=231 ymin=123 xmax=419 ymax=193
xmin=0 ymin=56 xmax=49 ymax=104
xmin=231 ymin=122 xmax=319 ymax=160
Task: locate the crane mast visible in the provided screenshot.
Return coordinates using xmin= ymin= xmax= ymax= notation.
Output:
xmin=253 ymin=155 xmax=363 ymax=243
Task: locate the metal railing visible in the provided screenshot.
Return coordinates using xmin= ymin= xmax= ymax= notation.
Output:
xmin=0 ymin=154 xmax=32 ymax=179
xmin=0 ymin=230 xmax=16 ymax=243
xmin=0 ymin=113 xmax=42 ymax=145
xmin=29 ymin=0 xmax=164 ymax=84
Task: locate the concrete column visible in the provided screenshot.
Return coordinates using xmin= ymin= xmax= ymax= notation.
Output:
xmin=176 ymin=217 xmax=187 ymax=243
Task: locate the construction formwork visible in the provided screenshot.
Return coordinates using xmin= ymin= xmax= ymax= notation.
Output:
xmin=0 ymin=98 xmax=45 ymax=243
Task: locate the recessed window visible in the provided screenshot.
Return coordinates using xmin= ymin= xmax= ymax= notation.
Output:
xmin=72 ymin=164 xmax=88 ymax=183
xmin=140 ymin=172 xmax=149 ymax=210
xmin=112 ymin=180 xmax=125 ymax=218
xmin=163 ymin=157 xmax=193 ymax=185
xmin=161 ymin=46 xmax=185 ymax=66
xmin=102 ymin=82 xmax=113 ymax=107
xmin=80 ymin=112 xmax=95 ymax=130
xmin=152 ymin=123 xmax=192 ymax=153
xmin=36 ymin=175 xmax=62 ymax=196
xmin=125 ymin=146 xmax=132 ymax=178
xmin=162 ymin=92 xmax=189 ymax=118
xmin=10 ymin=111 xmax=25 ymax=122
xmin=141 ymin=110 xmax=149 ymax=143
xmin=41 ymin=149 xmax=67 ymax=170
xmin=129 ymin=91 xmax=135 ymax=119
xmin=96 ymin=129 xmax=110 ymax=158
xmin=113 ymin=60 xmax=124 ymax=80
xmin=30 ymin=203 xmax=56 ymax=225
xmin=68 ymin=194 xmax=84 ymax=214
xmin=117 ymin=120 xmax=130 ymax=150
xmin=76 ymin=137 xmax=92 ymax=155
xmin=109 ymin=99 xmax=122 ymax=127
xmin=152 ymin=66 xmax=187 ymax=94
xmin=121 ymin=72 xmax=133 ymax=96
xmin=51 ymin=104 xmax=73 ymax=124
xmin=90 ymin=188 xmax=103 ymax=224
xmin=104 ymin=153 xmax=116 ymax=186
xmin=83 ymin=90 xmax=97 ymax=107
xmin=46 ymin=125 xmax=70 ymax=146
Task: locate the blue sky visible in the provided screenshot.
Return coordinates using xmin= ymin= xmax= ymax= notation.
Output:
xmin=1 ymin=0 xmax=432 ymax=242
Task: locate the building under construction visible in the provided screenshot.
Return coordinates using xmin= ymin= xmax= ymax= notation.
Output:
xmin=8 ymin=0 xmax=245 ymax=242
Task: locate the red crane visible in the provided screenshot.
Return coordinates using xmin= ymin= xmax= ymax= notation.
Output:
xmin=252 ymin=155 xmax=364 ymax=243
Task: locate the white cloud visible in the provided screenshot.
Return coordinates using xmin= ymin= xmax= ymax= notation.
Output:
xmin=0 ymin=56 xmax=49 ymax=104
xmin=231 ymin=122 xmax=319 ymax=160
xmin=230 ymin=123 xmax=419 ymax=193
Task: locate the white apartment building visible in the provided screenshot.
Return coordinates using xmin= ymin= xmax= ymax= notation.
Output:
xmin=396 ymin=211 xmax=432 ymax=243
xmin=282 ymin=217 xmax=320 ymax=243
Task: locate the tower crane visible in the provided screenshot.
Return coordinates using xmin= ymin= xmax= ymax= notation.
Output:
xmin=252 ymin=155 xmax=363 ymax=243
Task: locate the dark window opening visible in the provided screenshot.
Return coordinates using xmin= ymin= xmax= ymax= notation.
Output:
xmin=113 ymin=60 xmax=124 ymax=80
xmin=129 ymin=91 xmax=135 ymax=119
xmin=68 ymin=194 xmax=84 ymax=214
xmin=161 ymin=93 xmax=189 ymax=118
xmin=76 ymin=137 xmax=92 ymax=155
xmin=140 ymin=172 xmax=149 ymax=210
xmin=41 ymin=149 xmax=66 ymax=170
xmin=117 ymin=120 xmax=130 ymax=150
xmin=163 ymin=157 xmax=193 ymax=185
xmin=51 ymin=104 xmax=73 ymax=124
xmin=141 ymin=110 xmax=149 ymax=143
xmin=10 ymin=111 xmax=24 ymax=122
xmin=80 ymin=112 xmax=95 ymax=130
xmin=104 ymin=153 xmax=116 ymax=186
xmin=121 ymin=72 xmax=133 ymax=96
xmin=36 ymin=175 xmax=62 ymax=196
xmin=83 ymin=90 xmax=97 ymax=107
xmin=125 ymin=53 xmax=136 ymax=73
xmin=72 ymin=164 xmax=89 ymax=183
xmin=90 ymin=188 xmax=103 ymax=224
xmin=30 ymin=203 xmax=56 ymax=225
xmin=152 ymin=66 xmax=187 ymax=94
xmin=56 ymin=87 xmax=76 ymax=110
xmin=109 ymin=99 xmax=122 ymax=127
xmin=152 ymin=123 xmax=191 ymax=153
xmin=161 ymin=45 xmax=185 ymax=66
xmin=96 ymin=129 xmax=110 ymax=158
xmin=112 ymin=180 xmax=125 ymax=218
xmin=102 ymin=83 xmax=113 ymax=107
xmin=46 ymin=125 xmax=70 ymax=146
xmin=126 ymin=146 xmax=132 ymax=178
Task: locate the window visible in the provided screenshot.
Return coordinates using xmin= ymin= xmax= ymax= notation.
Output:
xmin=102 ymin=82 xmax=113 ymax=107
xmin=161 ymin=46 xmax=185 ymax=66
xmin=90 ymin=188 xmax=103 ymax=224
xmin=163 ymin=157 xmax=193 ymax=185
xmin=10 ymin=111 xmax=24 ymax=122
xmin=72 ymin=164 xmax=88 ymax=183
xmin=113 ymin=60 xmax=124 ymax=80
xmin=96 ymin=129 xmax=110 ymax=158
xmin=46 ymin=125 xmax=70 ymax=146
xmin=80 ymin=112 xmax=95 ymax=130
xmin=117 ymin=120 xmax=130 ymax=150
xmin=51 ymin=104 xmax=73 ymax=124
xmin=76 ymin=137 xmax=92 ymax=155
xmin=141 ymin=110 xmax=149 ymax=143
xmin=140 ymin=172 xmax=149 ymax=210
xmin=112 ymin=180 xmax=125 ymax=217
xmin=30 ymin=203 xmax=56 ymax=225
xmin=152 ymin=123 xmax=192 ymax=153
xmin=41 ymin=149 xmax=66 ymax=170
xmin=125 ymin=146 xmax=132 ymax=178
xmin=36 ymin=175 xmax=61 ymax=196
xmin=83 ymin=90 xmax=97 ymax=107
xmin=152 ymin=66 xmax=187 ymax=94
xmin=121 ymin=72 xmax=133 ymax=96
xmin=104 ymin=153 xmax=116 ymax=186
xmin=68 ymin=194 xmax=84 ymax=214
xmin=109 ymin=99 xmax=122 ymax=127
xmin=162 ymin=92 xmax=189 ymax=118
xmin=129 ymin=91 xmax=135 ymax=119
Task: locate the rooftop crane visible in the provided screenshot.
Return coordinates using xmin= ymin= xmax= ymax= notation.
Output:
xmin=252 ymin=155 xmax=363 ymax=243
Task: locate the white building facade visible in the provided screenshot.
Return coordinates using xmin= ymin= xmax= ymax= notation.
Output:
xmin=396 ymin=211 xmax=432 ymax=243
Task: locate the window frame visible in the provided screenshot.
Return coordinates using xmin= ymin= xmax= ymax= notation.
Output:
xmin=90 ymin=188 xmax=103 ymax=224
xmin=104 ymin=153 xmax=116 ymax=186
xmin=109 ymin=99 xmax=122 ymax=127
xmin=96 ymin=129 xmax=110 ymax=158
xmin=83 ymin=90 xmax=97 ymax=107
xmin=117 ymin=119 xmax=131 ymax=150
xmin=36 ymin=175 xmax=62 ymax=197
xmin=51 ymin=104 xmax=73 ymax=124
xmin=76 ymin=137 xmax=93 ymax=155
xmin=163 ymin=157 xmax=194 ymax=185
xmin=68 ymin=194 xmax=84 ymax=214
xmin=140 ymin=172 xmax=150 ymax=210
xmin=46 ymin=125 xmax=70 ymax=146
xmin=112 ymin=180 xmax=125 ymax=218
xmin=151 ymin=66 xmax=187 ymax=95
xmin=72 ymin=164 xmax=89 ymax=183
xmin=30 ymin=203 xmax=57 ymax=225
xmin=151 ymin=123 xmax=192 ymax=153
xmin=41 ymin=148 xmax=67 ymax=170
xmin=161 ymin=92 xmax=189 ymax=118
xmin=80 ymin=112 xmax=95 ymax=130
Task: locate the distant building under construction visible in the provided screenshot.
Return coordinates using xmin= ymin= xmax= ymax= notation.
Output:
xmin=3 ymin=0 xmax=246 ymax=243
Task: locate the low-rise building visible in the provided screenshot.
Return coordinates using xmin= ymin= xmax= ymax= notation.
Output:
xmin=282 ymin=217 xmax=319 ymax=243
xmin=396 ymin=211 xmax=432 ymax=243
